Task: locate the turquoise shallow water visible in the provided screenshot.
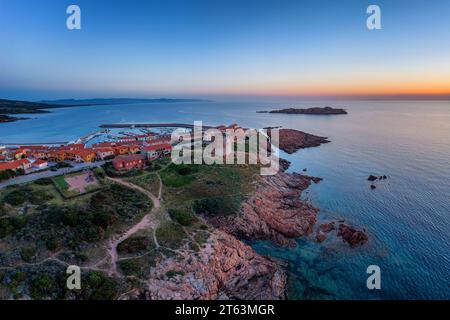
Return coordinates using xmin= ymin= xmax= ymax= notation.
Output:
xmin=0 ymin=100 xmax=449 ymax=299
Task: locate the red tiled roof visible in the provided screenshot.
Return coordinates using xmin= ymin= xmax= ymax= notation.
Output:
xmin=143 ymin=143 xmax=172 ymax=152
xmin=0 ymin=159 xmax=30 ymax=171
xmin=94 ymin=147 xmax=114 ymax=153
xmin=33 ymin=159 xmax=48 ymax=166
xmin=112 ymin=154 xmax=145 ymax=163
xmin=72 ymin=149 xmax=96 ymax=157
xmin=19 ymin=145 xmax=49 ymax=151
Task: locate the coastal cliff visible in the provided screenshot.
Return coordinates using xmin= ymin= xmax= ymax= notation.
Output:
xmin=276 ymin=128 xmax=330 ymax=154
xmin=206 ymin=172 xmax=321 ymax=247
xmin=146 ymin=230 xmax=286 ymax=300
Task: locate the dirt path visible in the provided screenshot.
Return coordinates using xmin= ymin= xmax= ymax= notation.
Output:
xmin=105 ymin=177 xmax=161 ymax=276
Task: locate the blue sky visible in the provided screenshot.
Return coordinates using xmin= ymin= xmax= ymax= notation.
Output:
xmin=0 ymin=0 xmax=449 ymax=100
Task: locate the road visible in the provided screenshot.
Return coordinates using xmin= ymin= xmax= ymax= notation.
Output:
xmin=0 ymin=161 xmax=106 ymax=189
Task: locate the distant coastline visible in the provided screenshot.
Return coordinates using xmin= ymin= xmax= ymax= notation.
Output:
xmin=40 ymin=97 xmax=212 ymax=106
xmin=0 ymin=98 xmax=211 ymax=123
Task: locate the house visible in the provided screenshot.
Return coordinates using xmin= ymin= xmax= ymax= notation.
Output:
xmin=59 ymin=143 xmax=85 ymax=151
xmin=126 ymin=144 xmax=141 ymax=154
xmin=112 ymin=154 xmax=146 ymax=171
xmin=146 ymin=135 xmax=172 ymax=146
xmin=73 ymin=149 xmax=96 ymax=162
xmin=113 ymin=145 xmax=130 ymax=156
xmin=13 ymin=148 xmax=27 ymax=159
xmin=94 ymin=147 xmax=115 ymax=160
xmin=118 ymin=136 xmax=137 ymax=143
xmin=48 ymin=150 xmax=68 ymax=162
xmin=28 ymin=150 xmax=49 ymax=159
xmin=143 ymin=143 xmax=172 ymax=160
xmin=0 ymin=159 xmax=31 ymax=172
xmin=33 ymin=159 xmax=48 ymax=169
xmin=17 ymin=159 xmax=32 ymax=170
xmin=0 ymin=155 xmax=6 ymax=162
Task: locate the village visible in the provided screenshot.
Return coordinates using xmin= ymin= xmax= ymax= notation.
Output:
xmin=0 ymin=123 xmax=244 ymax=185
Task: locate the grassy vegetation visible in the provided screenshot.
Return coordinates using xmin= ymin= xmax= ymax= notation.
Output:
xmin=146 ymin=157 xmax=171 ymax=172
xmin=155 ymin=220 xmax=187 ymax=249
xmin=162 ymin=163 xmax=258 ymax=218
xmin=160 ymin=163 xmax=200 ymax=187
xmin=126 ymin=172 xmax=159 ymax=195
xmin=168 ymin=208 xmax=198 ymax=226
xmin=0 ymin=183 xmax=150 ymax=258
xmin=117 ymin=235 xmax=155 ymax=254
xmin=52 ymin=175 xmax=69 ymax=191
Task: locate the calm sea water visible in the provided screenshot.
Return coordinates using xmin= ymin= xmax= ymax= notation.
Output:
xmin=0 ymin=100 xmax=449 ymax=299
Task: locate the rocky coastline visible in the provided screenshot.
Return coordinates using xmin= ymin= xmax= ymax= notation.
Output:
xmin=144 ymin=165 xmax=367 ymax=300
xmin=146 ymin=230 xmax=287 ymax=300
xmin=277 ymin=128 xmax=330 ymax=154
xmin=130 ymin=129 xmax=366 ymax=300
xmin=206 ymin=172 xmax=320 ymax=247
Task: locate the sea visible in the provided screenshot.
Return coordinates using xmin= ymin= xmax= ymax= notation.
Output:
xmin=0 ymin=99 xmax=449 ymax=299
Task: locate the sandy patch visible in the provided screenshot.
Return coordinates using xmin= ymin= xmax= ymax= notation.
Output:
xmin=66 ymin=171 xmax=99 ymax=193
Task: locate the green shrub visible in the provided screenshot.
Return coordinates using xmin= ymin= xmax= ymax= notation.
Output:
xmin=165 ymin=270 xmax=185 ymax=279
xmin=0 ymin=169 xmax=16 ymax=182
xmin=82 ymin=272 xmax=119 ymax=300
xmin=45 ymin=237 xmax=60 ymax=251
xmin=193 ymin=197 xmax=239 ymax=217
xmin=20 ymin=246 xmax=37 ymax=262
xmin=30 ymin=274 xmax=56 ymax=299
xmin=34 ymin=178 xmax=53 ymax=185
xmin=155 ymin=221 xmax=186 ymax=249
xmin=55 ymin=162 xmax=73 ymax=169
xmin=160 ymin=164 xmax=198 ymax=187
xmin=168 ymin=208 xmax=197 ymax=226
xmin=117 ymin=236 xmax=151 ymax=254
xmin=3 ymin=188 xmax=30 ymax=206
xmin=29 ymin=189 xmax=54 ymax=204
xmin=0 ymin=219 xmax=13 ymax=238
xmin=119 ymin=259 xmax=139 ymax=276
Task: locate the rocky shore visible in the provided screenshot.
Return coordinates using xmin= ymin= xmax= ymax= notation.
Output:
xmin=146 ymin=230 xmax=286 ymax=300
xmin=131 ymin=130 xmax=366 ymax=300
xmin=206 ymin=172 xmax=321 ymax=247
xmin=276 ymin=128 xmax=330 ymax=154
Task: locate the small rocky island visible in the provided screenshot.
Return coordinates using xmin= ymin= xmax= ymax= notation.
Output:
xmin=258 ymin=106 xmax=348 ymax=115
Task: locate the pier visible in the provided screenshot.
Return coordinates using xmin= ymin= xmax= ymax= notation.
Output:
xmin=99 ymin=123 xmax=215 ymax=130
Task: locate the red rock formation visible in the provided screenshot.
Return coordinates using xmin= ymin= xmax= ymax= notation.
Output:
xmin=147 ymin=230 xmax=286 ymax=300
xmin=337 ymin=223 xmax=368 ymax=247
xmin=274 ymin=129 xmax=330 ymax=154
xmin=315 ymin=222 xmax=336 ymax=243
xmin=207 ymin=172 xmax=321 ymax=247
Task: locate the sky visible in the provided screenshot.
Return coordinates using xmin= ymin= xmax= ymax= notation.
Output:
xmin=0 ymin=0 xmax=450 ymax=101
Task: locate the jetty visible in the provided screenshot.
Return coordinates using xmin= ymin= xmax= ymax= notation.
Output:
xmin=99 ymin=123 xmax=215 ymax=130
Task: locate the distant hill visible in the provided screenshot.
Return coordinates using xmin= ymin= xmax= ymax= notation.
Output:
xmin=0 ymin=99 xmax=61 ymax=115
xmin=0 ymin=97 xmax=211 ymax=123
xmin=40 ymin=98 xmax=211 ymax=106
